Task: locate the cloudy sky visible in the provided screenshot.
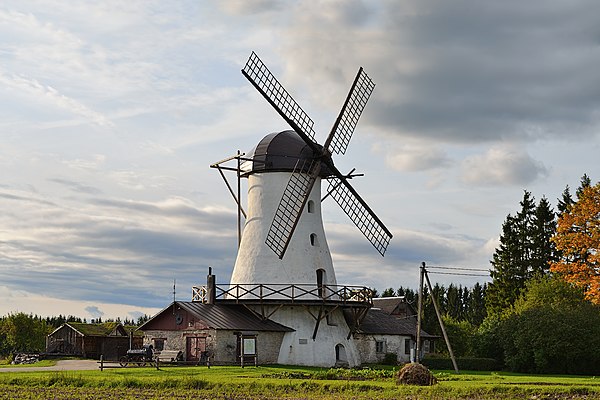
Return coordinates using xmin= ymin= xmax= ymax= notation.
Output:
xmin=1 ymin=0 xmax=599 ymax=321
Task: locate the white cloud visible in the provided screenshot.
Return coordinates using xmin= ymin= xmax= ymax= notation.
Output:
xmin=460 ymin=145 xmax=548 ymax=186
xmin=0 ymin=73 xmax=113 ymax=127
xmin=377 ymin=140 xmax=452 ymax=172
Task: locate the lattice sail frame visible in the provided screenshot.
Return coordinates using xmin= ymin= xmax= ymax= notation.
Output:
xmin=327 ymin=177 xmax=392 ymax=256
xmin=326 ymin=68 xmax=375 ymax=155
xmin=242 ymin=52 xmax=317 ymax=143
xmin=265 ymin=159 xmax=320 ymax=258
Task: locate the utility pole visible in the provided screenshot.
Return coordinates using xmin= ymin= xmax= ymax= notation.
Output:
xmin=415 ymin=262 xmax=425 ymax=363
xmin=423 ymin=269 xmax=459 ymax=373
xmin=237 ymin=150 xmax=242 ymax=248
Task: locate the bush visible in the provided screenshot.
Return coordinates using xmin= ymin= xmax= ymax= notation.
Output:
xmin=382 ymin=353 xmax=397 ymax=365
xmin=396 ymin=363 xmax=437 ymax=386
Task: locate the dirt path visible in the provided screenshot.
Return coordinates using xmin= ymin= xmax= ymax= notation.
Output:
xmin=0 ymin=359 xmax=100 ymax=372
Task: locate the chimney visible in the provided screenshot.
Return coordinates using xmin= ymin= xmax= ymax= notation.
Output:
xmin=206 ymin=267 xmax=216 ymax=304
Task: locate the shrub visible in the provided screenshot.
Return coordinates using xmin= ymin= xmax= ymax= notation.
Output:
xmin=382 ymin=353 xmax=398 ymax=365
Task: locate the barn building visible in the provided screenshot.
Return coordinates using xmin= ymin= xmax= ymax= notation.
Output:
xmin=138 ymin=301 xmax=292 ymax=365
xmin=46 ymin=322 xmax=143 ymax=360
xmin=139 ymin=288 xmax=435 ymax=366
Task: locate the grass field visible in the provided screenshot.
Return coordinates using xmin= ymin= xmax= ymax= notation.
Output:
xmin=1 ymin=364 xmax=599 ymax=399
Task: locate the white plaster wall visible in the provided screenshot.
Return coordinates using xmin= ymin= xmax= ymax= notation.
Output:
xmin=230 ymin=172 xmax=337 ymax=295
xmin=353 ymin=334 xmax=412 ymax=364
xmin=252 ymin=305 xmax=360 ymax=367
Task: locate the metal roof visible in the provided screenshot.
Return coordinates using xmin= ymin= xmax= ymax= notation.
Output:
xmin=241 ymin=130 xmax=333 ymax=176
xmin=167 ymin=301 xmax=293 ymax=332
xmin=349 ymin=308 xmax=437 ymax=338
xmin=371 ymin=297 xmax=412 ymax=315
xmin=48 ymin=322 xmax=126 ymax=337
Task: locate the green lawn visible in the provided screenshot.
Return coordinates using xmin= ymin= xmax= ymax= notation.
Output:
xmin=0 ymin=364 xmax=599 ymax=399
xmin=0 ymin=359 xmax=57 ymax=368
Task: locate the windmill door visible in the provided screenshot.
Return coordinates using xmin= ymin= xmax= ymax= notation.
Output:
xmin=186 ymin=336 xmax=206 ymax=362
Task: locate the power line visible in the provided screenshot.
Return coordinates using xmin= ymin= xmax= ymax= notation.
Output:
xmin=427 ymin=271 xmax=490 ymax=277
xmin=426 ymin=265 xmax=489 ymax=272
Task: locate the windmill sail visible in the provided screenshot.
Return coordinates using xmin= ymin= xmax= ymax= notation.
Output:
xmin=325 ymin=68 xmax=375 ymax=155
xmin=327 ymin=176 xmax=392 ymax=256
xmin=266 ymin=159 xmax=320 ymax=259
xmin=242 ymin=52 xmax=318 ymax=147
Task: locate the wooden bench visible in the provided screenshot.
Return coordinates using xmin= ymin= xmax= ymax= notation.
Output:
xmin=156 ymin=350 xmax=182 ymax=363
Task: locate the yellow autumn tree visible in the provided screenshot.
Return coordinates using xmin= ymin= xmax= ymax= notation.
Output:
xmin=551 ymin=183 xmax=600 ymax=304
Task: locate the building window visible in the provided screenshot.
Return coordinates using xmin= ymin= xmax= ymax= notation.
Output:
xmin=404 ymin=339 xmax=411 ymax=355
xmin=310 ymin=233 xmax=318 ymax=246
xmin=153 ymin=338 xmax=165 ymax=351
xmin=375 ymin=340 xmax=386 ymax=353
xmin=326 ymin=313 xmax=336 ymax=326
xmin=307 ymin=200 xmax=315 ymax=213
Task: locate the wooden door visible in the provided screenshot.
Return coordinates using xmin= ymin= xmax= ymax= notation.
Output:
xmin=186 ymin=336 xmax=206 ymax=362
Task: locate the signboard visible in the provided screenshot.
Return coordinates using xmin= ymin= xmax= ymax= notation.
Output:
xmin=243 ymin=337 xmax=256 ymax=355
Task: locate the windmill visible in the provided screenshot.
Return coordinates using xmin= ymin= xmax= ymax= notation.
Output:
xmin=241 ymin=52 xmax=392 ymax=259
xmin=208 ymin=52 xmax=393 ymax=367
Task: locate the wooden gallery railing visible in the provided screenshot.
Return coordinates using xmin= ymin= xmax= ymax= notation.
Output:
xmin=192 ymin=283 xmax=373 ymax=305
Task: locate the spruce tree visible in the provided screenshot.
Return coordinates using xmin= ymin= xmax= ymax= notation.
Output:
xmin=487 ymin=213 xmax=522 ymax=314
xmin=487 ymin=191 xmax=558 ymax=315
xmin=468 ymin=282 xmax=487 ymax=326
xmin=557 ymin=185 xmax=574 ymax=215
xmin=531 ymin=196 xmax=557 ymax=277
xmin=575 ymin=173 xmax=591 ymax=199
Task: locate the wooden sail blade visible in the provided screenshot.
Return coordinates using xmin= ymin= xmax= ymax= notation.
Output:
xmin=242 ymin=52 xmax=318 ymax=150
xmin=265 ymin=159 xmax=320 ymax=259
xmin=326 ymin=176 xmax=392 ymax=256
xmin=324 ymin=68 xmax=375 ymax=155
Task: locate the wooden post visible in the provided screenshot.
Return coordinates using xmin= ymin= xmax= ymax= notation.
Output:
xmin=237 ymin=150 xmax=242 ymax=248
xmin=240 ymin=334 xmax=244 ymax=368
xmin=423 ymin=270 xmax=459 ymax=373
xmin=99 ymin=355 xmax=104 ymax=371
xmin=415 ymin=262 xmax=425 ymax=363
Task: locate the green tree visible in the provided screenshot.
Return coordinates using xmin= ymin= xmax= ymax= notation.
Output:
xmin=396 ymin=287 xmax=417 ymax=305
xmin=381 ymin=288 xmax=395 ymax=297
xmin=466 ymin=282 xmax=487 ymax=326
xmin=446 ymin=284 xmax=461 ymax=320
xmin=487 ymin=191 xmax=557 ymax=315
xmin=439 ymin=316 xmax=475 ymax=357
xmin=487 ymin=213 xmax=522 ymax=314
xmin=576 ymin=173 xmax=591 ymax=199
xmin=498 ymin=276 xmax=600 ymax=374
xmin=530 ymin=196 xmax=557 ymax=277
xmin=0 ymin=313 xmax=50 ymax=354
xmin=557 ymin=185 xmax=574 ymax=215
xmin=421 ymin=284 xmax=445 ymax=336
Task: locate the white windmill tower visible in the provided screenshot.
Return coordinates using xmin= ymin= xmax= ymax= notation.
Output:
xmin=209 ymin=52 xmax=392 ymax=367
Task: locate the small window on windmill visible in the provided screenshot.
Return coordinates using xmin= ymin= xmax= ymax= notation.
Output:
xmin=299 ymin=338 xmax=308 ymax=345
xmin=310 ymin=233 xmax=318 ymax=246
xmin=307 ymin=200 xmax=314 ymax=213
xmin=326 ymin=313 xmax=337 ymax=326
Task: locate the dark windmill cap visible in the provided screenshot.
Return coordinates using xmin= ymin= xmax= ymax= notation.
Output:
xmin=241 ymin=130 xmax=333 ymax=177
